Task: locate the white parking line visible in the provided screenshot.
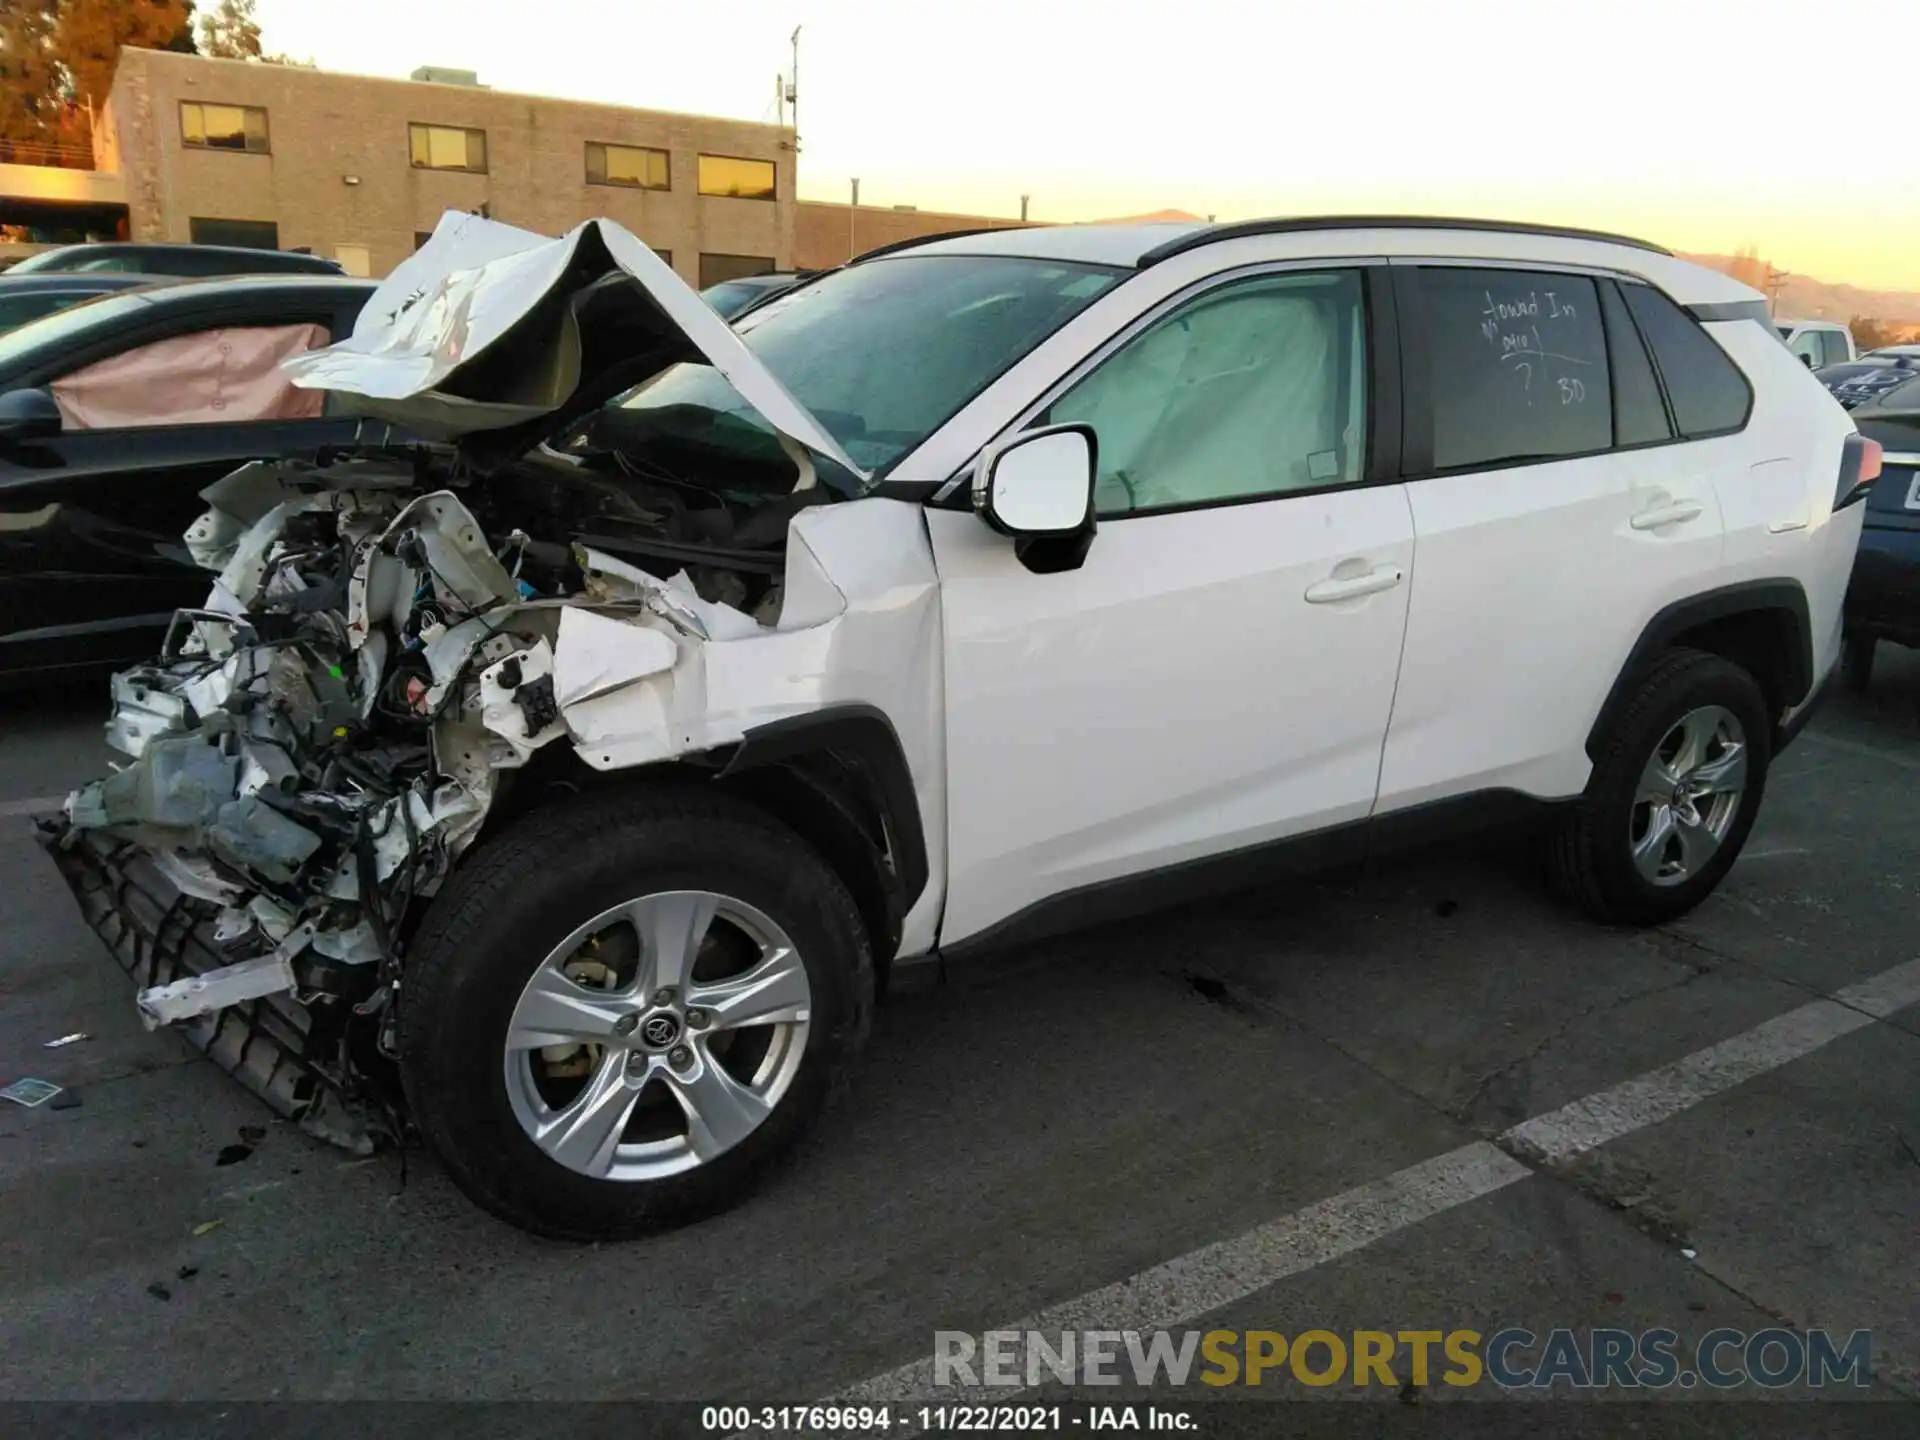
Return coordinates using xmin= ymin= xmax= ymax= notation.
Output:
xmin=0 ymin=794 xmax=64 ymax=819
xmin=829 ymin=957 xmax=1920 ymax=1410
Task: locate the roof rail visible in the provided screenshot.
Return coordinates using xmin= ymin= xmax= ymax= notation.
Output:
xmin=848 ymin=225 xmax=1035 ymax=265
xmin=1136 ymin=215 xmax=1672 ymax=267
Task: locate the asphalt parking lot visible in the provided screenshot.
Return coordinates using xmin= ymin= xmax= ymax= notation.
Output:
xmin=2 ymin=653 xmax=1918 ymax=1415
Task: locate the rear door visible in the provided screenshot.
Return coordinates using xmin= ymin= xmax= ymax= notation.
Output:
xmin=1376 ymin=262 xmax=1729 ymax=813
xmin=0 ymin=293 xmax=369 ymax=676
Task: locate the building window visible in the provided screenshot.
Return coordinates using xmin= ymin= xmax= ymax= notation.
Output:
xmin=587 ymin=142 xmax=669 ymax=190
xmin=699 ymin=253 xmax=775 ymax=288
xmin=409 ymin=123 xmax=487 ymax=173
xmin=189 ymin=217 xmax=280 ymax=250
xmin=180 ymin=102 xmax=269 ymax=154
xmin=697 ymin=154 xmax=775 ymax=200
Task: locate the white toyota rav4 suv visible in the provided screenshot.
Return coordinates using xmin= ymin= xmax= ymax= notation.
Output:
xmin=43 ymin=213 xmax=1877 ymax=1239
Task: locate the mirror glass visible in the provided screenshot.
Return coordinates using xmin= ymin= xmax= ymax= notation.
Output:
xmin=987 ymin=429 xmax=1092 ymax=533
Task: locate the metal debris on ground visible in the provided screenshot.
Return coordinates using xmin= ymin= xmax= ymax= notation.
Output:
xmin=190 ymin=1219 xmax=223 ymax=1237
xmin=41 ymin=1033 xmax=89 ymax=1048
xmin=1 ymin=1078 xmax=63 ymax=1108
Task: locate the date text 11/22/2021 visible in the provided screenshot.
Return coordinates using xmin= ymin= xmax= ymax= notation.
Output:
xmin=702 ymin=1406 xmax=1198 ymax=1432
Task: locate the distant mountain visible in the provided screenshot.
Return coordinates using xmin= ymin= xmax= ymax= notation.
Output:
xmin=1680 ymin=253 xmax=1920 ymax=325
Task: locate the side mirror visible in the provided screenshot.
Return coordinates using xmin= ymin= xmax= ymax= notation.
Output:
xmin=0 ymin=388 xmax=62 ymax=443
xmin=1801 ymin=353 xmax=1816 ymax=368
xmin=973 ymin=424 xmax=1098 ymax=574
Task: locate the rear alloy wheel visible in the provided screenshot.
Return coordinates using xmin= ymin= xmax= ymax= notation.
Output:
xmin=1549 ymin=648 xmax=1771 ymax=925
xmin=398 ymin=784 xmax=872 ymax=1240
xmin=1626 ymin=705 xmax=1748 ymax=888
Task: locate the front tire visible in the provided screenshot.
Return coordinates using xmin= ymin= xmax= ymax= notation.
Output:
xmin=398 ymin=782 xmax=873 ymax=1240
xmin=1549 ymin=648 xmax=1771 ymax=925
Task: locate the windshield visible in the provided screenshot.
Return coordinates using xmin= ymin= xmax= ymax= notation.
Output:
xmin=597 ymin=254 xmax=1123 ymax=490
xmin=0 ymin=289 xmax=154 ymax=373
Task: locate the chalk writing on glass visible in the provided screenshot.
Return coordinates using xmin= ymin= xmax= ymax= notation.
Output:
xmin=1478 ymin=288 xmax=1593 ymax=407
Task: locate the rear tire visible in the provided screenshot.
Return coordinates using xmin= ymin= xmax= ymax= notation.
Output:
xmin=1549 ymin=648 xmax=1771 ymax=926
xmin=398 ymin=782 xmax=873 ymax=1240
xmin=1842 ymin=634 xmax=1875 ymax=695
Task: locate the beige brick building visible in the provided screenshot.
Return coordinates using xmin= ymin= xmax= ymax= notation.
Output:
xmin=26 ymin=50 xmax=799 ymax=285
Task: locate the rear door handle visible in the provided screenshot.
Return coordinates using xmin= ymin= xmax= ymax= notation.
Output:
xmin=1630 ymin=501 xmax=1704 ymax=531
xmin=1304 ymin=565 xmax=1405 ymax=604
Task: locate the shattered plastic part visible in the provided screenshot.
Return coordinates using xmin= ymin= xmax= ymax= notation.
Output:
xmin=136 ymin=930 xmax=308 ymax=1029
xmin=43 ymin=217 xmax=955 ymax=1159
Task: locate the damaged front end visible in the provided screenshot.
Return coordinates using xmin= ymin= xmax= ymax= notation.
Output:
xmin=37 ymin=212 xmax=926 ymax=1153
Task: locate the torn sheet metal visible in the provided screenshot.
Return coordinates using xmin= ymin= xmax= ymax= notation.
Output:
xmin=137 ymin=945 xmax=304 ymax=1028
xmin=281 ymin=211 xmax=868 ymax=482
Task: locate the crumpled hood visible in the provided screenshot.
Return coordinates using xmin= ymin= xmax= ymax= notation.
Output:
xmin=284 ymin=211 xmax=865 ymax=481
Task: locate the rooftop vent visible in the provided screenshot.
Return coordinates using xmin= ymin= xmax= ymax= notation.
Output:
xmin=410 ymin=67 xmax=485 ymax=87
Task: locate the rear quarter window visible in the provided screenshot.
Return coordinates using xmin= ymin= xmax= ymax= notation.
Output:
xmin=1621 ymin=284 xmax=1753 ymax=437
xmin=1415 ymin=267 xmax=1612 ymax=470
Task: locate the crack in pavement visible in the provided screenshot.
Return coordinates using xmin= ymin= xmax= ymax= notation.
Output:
xmin=1450 ymin=952 xmax=1717 ymax=1130
xmin=1656 ymin=926 xmax=1920 ymax=1043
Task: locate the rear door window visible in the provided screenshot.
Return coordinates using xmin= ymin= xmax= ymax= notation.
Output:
xmin=1414 ymin=267 xmax=1611 ymax=470
xmin=1822 ymin=330 xmax=1854 ymax=366
xmin=1620 ymin=284 xmax=1753 ymax=437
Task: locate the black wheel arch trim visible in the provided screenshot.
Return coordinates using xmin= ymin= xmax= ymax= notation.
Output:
xmin=1586 ymin=580 xmax=1814 ymax=760
xmin=718 ymin=703 xmax=930 ymax=910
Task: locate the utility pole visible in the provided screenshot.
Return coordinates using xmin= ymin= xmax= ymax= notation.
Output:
xmin=775 ymin=75 xmax=784 ymax=129
xmin=1020 ymin=194 xmax=1030 ymax=223
xmin=789 ymin=26 xmax=802 ymax=153
xmin=849 ymin=177 xmax=860 ymax=261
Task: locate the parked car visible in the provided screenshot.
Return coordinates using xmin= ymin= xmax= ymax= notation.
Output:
xmin=1815 ymin=353 xmax=1920 ymax=409
xmin=8 ymin=242 xmax=346 ymax=279
xmin=1837 ymin=373 xmax=1920 ymax=691
xmin=41 ymin=213 xmax=1866 ymax=1240
xmin=0 ymin=274 xmax=378 ymax=680
xmin=1776 ymin=318 xmax=1856 ymax=369
xmin=0 ymin=271 xmax=149 ymax=334
xmin=700 ymin=269 xmax=811 ymax=319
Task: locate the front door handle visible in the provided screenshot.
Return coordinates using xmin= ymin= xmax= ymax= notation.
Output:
xmin=1305 ymin=565 xmax=1405 ymax=604
xmin=1630 ymin=500 xmax=1704 ymax=531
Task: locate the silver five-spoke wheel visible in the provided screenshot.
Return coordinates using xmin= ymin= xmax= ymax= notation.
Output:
xmin=504 ymin=890 xmax=812 ymax=1180
xmin=1629 ymin=704 xmax=1748 ymax=887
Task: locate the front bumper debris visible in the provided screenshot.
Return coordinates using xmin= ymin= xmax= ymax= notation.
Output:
xmin=38 ymin=814 xmax=384 ymax=1154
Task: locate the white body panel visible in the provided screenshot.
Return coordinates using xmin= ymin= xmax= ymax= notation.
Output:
xmin=927 ymin=487 xmax=1414 ymax=946
xmin=1375 ymin=446 xmax=1727 ymax=811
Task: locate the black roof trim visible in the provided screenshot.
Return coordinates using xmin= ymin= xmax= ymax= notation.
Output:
xmin=1137 ymin=216 xmax=1672 ymax=267
xmin=848 ymin=225 xmax=1037 ymax=265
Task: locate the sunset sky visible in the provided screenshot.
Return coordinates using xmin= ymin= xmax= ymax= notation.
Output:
xmin=256 ymin=0 xmax=1920 ymax=292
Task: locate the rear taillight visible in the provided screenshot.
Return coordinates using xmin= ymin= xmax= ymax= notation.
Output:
xmin=1835 ymin=434 xmax=1882 ymax=510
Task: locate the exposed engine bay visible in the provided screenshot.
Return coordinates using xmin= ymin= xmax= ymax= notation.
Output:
xmin=44 ymin=440 xmax=821 ymax=1143
xmin=36 ymin=212 xmax=943 ymax=1153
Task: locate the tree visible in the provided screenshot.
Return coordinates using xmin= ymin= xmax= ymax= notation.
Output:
xmin=196 ymin=0 xmax=258 ymax=60
xmin=198 ymin=0 xmax=311 ymax=66
xmin=55 ymin=0 xmax=196 ymax=109
xmin=0 ymin=0 xmax=64 ymax=143
xmin=1850 ymin=316 xmax=1906 ymax=353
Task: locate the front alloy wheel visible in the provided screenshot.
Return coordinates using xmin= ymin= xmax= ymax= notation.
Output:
xmin=504 ymin=891 xmax=812 ymax=1180
xmin=397 ymin=784 xmax=873 ymax=1240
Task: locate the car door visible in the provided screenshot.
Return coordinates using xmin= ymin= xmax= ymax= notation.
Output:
xmin=1374 ymin=262 xmax=1729 ymax=816
xmin=925 ymin=265 xmax=1417 ymax=946
xmin=0 ymin=299 xmax=368 ymax=676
